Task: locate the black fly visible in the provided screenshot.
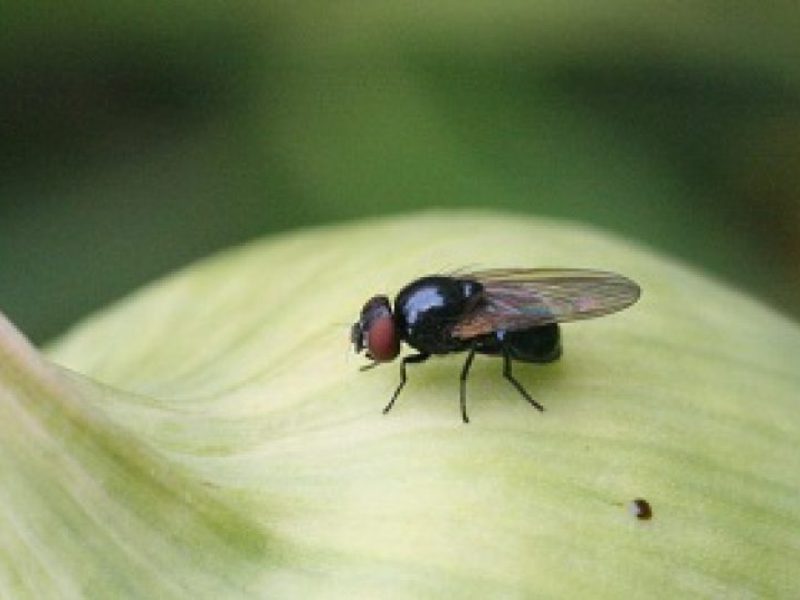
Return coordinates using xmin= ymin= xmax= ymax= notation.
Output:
xmin=351 ymin=269 xmax=641 ymax=423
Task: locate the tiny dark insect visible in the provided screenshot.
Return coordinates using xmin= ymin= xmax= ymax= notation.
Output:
xmin=351 ymin=268 xmax=641 ymax=423
xmin=629 ymin=498 xmax=653 ymax=520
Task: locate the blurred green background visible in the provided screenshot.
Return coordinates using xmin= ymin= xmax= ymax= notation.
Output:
xmin=2 ymin=2 xmax=799 ymax=344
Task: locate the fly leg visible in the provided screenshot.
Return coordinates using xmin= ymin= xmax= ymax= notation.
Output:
xmin=503 ymin=350 xmax=545 ymax=412
xmin=459 ymin=348 xmax=477 ymax=424
xmin=384 ymin=353 xmax=430 ymax=415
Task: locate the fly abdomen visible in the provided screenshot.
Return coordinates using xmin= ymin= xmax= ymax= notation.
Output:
xmin=504 ymin=324 xmax=562 ymax=363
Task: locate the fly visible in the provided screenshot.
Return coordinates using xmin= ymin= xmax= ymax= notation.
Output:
xmin=351 ymin=268 xmax=641 ymax=423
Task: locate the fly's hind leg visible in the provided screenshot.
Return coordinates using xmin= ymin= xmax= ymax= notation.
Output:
xmin=503 ymin=351 xmax=545 ymax=412
xmin=384 ymin=353 xmax=430 ymax=415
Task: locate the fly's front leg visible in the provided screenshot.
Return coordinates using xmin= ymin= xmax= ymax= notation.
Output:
xmin=459 ymin=348 xmax=477 ymax=424
xmin=384 ymin=353 xmax=430 ymax=415
xmin=503 ymin=350 xmax=545 ymax=412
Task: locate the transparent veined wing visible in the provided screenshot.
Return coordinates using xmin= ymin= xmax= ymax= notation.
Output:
xmin=451 ymin=268 xmax=641 ymax=339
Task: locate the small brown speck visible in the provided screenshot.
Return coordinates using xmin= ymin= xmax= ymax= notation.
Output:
xmin=629 ymin=498 xmax=652 ymax=520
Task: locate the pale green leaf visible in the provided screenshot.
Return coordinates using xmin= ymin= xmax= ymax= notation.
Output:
xmin=2 ymin=211 xmax=799 ymax=598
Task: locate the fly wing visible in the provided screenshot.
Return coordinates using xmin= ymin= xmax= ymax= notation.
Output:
xmin=451 ymin=268 xmax=641 ymax=339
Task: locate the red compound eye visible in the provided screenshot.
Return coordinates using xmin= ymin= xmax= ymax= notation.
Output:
xmin=366 ymin=315 xmax=400 ymax=362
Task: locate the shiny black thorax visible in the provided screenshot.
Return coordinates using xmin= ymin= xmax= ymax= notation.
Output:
xmin=393 ymin=275 xmax=561 ymax=363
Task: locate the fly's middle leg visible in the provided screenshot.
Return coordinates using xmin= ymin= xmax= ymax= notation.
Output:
xmin=459 ymin=348 xmax=477 ymax=423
